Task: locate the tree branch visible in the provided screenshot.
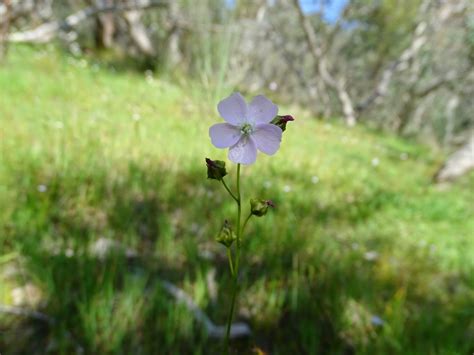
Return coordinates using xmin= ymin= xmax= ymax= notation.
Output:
xmin=161 ymin=280 xmax=251 ymax=339
xmin=291 ymin=0 xmax=356 ymax=126
xmin=356 ymin=0 xmax=468 ymax=113
xmin=434 ymin=133 xmax=474 ymax=183
xmin=0 ymin=304 xmax=53 ymax=323
xmin=7 ymin=0 xmax=167 ymax=43
xmin=0 ymin=0 xmax=11 ymax=60
xmin=356 ymin=17 xmax=429 ymax=111
xmin=0 ymin=303 xmax=85 ymax=352
xmin=123 ymin=9 xmax=155 ymax=56
xmin=0 ymin=0 xmax=35 ymax=25
xmin=414 ymin=69 xmax=467 ymax=98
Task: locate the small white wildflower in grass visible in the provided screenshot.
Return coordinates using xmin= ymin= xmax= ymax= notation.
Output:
xmin=37 ymin=185 xmax=47 ymax=193
xmin=283 ymin=185 xmax=292 ymax=193
xmin=132 ymin=112 xmax=141 ymax=121
xmin=311 ymin=175 xmax=319 ymax=184
xmin=65 ymin=248 xmax=74 ymax=258
xmin=269 ymin=81 xmax=278 ymax=91
xmin=209 ymin=93 xmax=282 ymax=165
xmin=371 ymin=157 xmax=380 ymax=167
xmin=263 ymin=181 xmax=272 ymax=189
xmin=364 ymin=250 xmax=379 ymax=261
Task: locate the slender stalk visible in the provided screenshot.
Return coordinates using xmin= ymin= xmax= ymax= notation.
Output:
xmin=221 ymin=178 xmax=238 ymax=203
xmin=235 ymin=164 xmax=242 ymax=272
xmin=241 ymin=214 xmax=252 ymax=237
xmin=225 ymin=280 xmax=238 ymax=349
xmin=236 ymin=164 xmax=241 ymax=234
xmin=226 ymin=247 xmax=234 ymax=277
xmin=224 ymin=164 xmax=241 ymax=352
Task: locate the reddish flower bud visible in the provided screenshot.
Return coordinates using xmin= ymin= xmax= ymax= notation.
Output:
xmin=250 ymin=198 xmax=275 ymax=217
xmin=270 ymin=115 xmax=295 ymax=132
xmin=205 ymin=158 xmax=227 ymax=180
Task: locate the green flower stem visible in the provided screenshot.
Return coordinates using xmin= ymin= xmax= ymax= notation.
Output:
xmin=224 ymin=164 xmax=242 ymax=352
xmin=225 ymin=279 xmax=238 ymax=352
xmin=226 ymin=247 xmax=235 ymax=277
xmin=221 ymin=178 xmax=238 ymax=203
xmin=236 ymin=164 xmax=242 ymax=237
xmin=241 ymin=213 xmax=252 ymax=237
xmin=235 ymin=164 xmax=242 ymax=271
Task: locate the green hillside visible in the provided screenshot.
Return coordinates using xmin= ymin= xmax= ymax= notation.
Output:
xmin=1 ymin=46 xmax=473 ymax=354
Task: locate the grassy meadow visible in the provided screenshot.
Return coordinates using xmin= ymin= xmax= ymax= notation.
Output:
xmin=0 ymin=46 xmax=473 ymax=354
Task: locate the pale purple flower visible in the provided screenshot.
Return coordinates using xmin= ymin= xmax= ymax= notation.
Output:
xmin=209 ymin=93 xmax=282 ymax=165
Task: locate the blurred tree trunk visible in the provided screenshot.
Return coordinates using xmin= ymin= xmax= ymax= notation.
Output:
xmin=291 ymin=0 xmax=356 ymax=126
xmin=434 ymin=133 xmax=474 ymax=182
xmin=0 ymin=0 xmax=11 ymax=61
xmin=7 ymin=0 xmax=166 ymax=44
xmin=396 ymin=69 xmax=466 ymax=134
xmin=443 ymin=96 xmax=460 ymax=148
xmin=394 ymin=60 xmax=424 ymax=134
xmin=356 ymin=1 xmax=430 ymax=113
xmin=123 ymin=9 xmax=155 ymax=56
xmin=94 ymin=0 xmax=115 ymax=49
xmin=166 ymin=0 xmax=181 ymax=66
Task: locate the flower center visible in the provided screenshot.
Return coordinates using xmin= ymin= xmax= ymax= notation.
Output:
xmin=240 ymin=123 xmax=253 ymax=136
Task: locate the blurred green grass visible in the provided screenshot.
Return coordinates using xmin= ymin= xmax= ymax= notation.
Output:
xmin=0 ymin=46 xmax=473 ymax=354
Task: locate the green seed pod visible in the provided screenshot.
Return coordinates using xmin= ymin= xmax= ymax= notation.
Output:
xmin=250 ymin=198 xmax=275 ymax=217
xmin=216 ymin=220 xmax=236 ymax=247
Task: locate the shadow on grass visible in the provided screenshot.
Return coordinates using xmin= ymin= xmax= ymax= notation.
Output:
xmin=2 ymin=162 xmax=473 ymax=354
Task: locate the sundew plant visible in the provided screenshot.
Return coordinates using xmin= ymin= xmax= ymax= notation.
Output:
xmin=206 ymin=93 xmax=293 ymax=352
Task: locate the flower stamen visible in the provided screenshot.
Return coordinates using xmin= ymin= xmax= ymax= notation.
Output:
xmin=240 ymin=123 xmax=253 ymax=136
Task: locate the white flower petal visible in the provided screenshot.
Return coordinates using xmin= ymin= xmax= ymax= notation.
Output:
xmin=248 ymin=95 xmax=278 ymax=124
xmin=252 ymin=123 xmax=282 ymax=155
xmin=217 ymin=92 xmax=248 ymax=125
xmin=228 ymin=136 xmax=257 ymax=165
xmin=209 ymin=123 xmax=242 ymax=148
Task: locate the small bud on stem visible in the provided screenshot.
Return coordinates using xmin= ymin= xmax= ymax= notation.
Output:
xmin=216 ymin=220 xmax=237 ymax=247
xmin=250 ymin=199 xmax=275 ymax=217
xmin=205 ymin=158 xmax=228 ymax=180
xmin=270 ymin=115 xmax=295 ymax=132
